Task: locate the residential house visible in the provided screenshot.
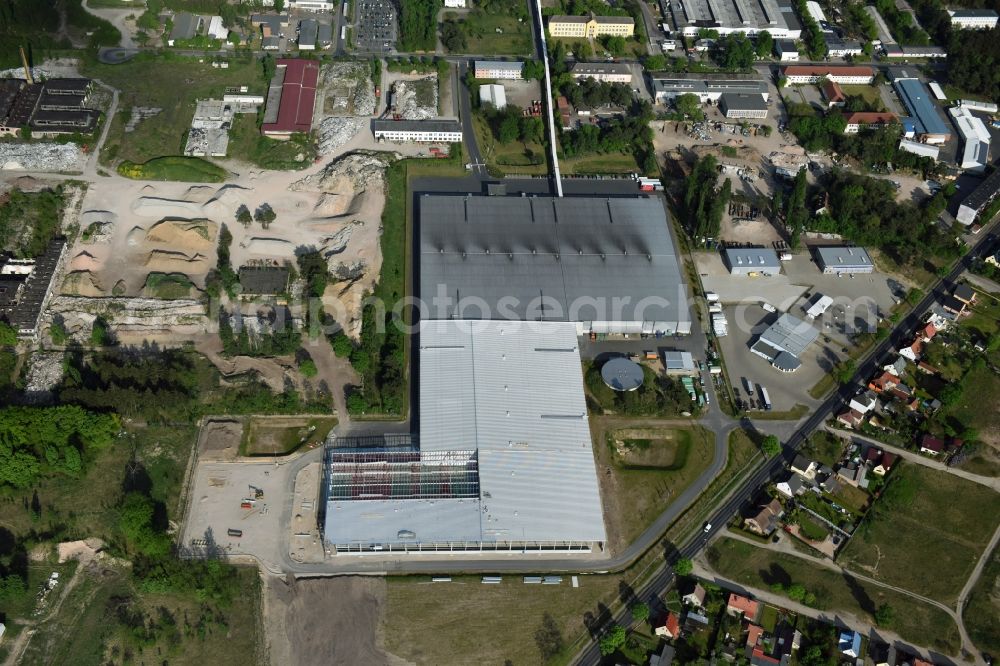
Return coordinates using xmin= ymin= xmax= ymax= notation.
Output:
xmin=917 ymin=361 xmax=938 ymax=375
xmin=837 ymin=461 xmax=867 ymax=487
xmin=883 ymin=356 xmax=907 ymax=377
xmin=746 ymin=623 xmax=765 ymax=647
xmin=839 ymin=630 xmax=862 ymax=658
xmin=920 ymin=434 xmax=945 ymax=455
xmin=987 ymin=249 xmax=1000 ymax=267
xmin=774 ymin=624 xmax=801 ymax=657
xmin=751 ymin=647 xmax=781 ymax=666
xmin=869 ymin=371 xmax=899 ymax=393
xmin=776 ymin=472 xmax=805 ymax=498
xmin=900 ymin=338 xmax=923 ymax=361
xmin=919 ymin=322 xmax=937 ymax=342
xmin=650 ymin=644 xmax=676 ymax=666
xmin=870 ymin=642 xmax=898 ymax=666
xmin=681 ymin=581 xmax=707 ymax=608
xmin=168 ymin=12 xmax=202 ymax=46
xmin=684 ymin=610 xmax=710 ymax=632
xmin=820 ymin=473 xmax=841 ymax=494
xmin=655 ymin=611 xmax=682 ymax=639
xmin=943 ymin=295 xmax=968 ymax=316
xmin=849 ymin=390 xmax=878 ymax=414
xmin=726 ymin=593 xmax=760 ymax=619
xmin=888 ymin=382 xmax=914 ymax=401
xmin=864 ymin=448 xmax=897 ymax=476
xmin=954 ymin=283 xmax=976 ymax=306
xmin=745 ymin=497 xmax=784 ymax=536
xmin=790 ymin=455 xmax=818 ymax=480
xmin=836 ymin=409 xmax=864 ymax=429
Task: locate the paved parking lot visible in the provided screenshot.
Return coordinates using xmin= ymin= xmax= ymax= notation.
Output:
xmin=714 ymin=304 xmax=836 ymax=413
xmin=355 ymin=0 xmax=396 ymax=52
xmin=181 ymin=460 xmax=294 ymax=570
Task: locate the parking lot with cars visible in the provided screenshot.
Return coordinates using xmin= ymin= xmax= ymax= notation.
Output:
xmin=355 ymin=0 xmax=397 ymax=52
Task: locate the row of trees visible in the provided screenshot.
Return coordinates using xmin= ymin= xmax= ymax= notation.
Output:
xmin=481 ymin=105 xmax=545 ymax=145
xmin=344 ymin=303 xmax=406 ymax=415
xmin=875 ymin=0 xmax=931 ymax=45
xmin=218 ymin=307 xmax=302 ymax=357
xmin=559 ymin=100 xmax=657 ymax=173
xmin=771 ymin=169 xmax=809 ymax=248
xmin=560 ymin=78 xmax=634 ymax=110
xmin=682 ymin=155 xmax=730 ymax=242
xmin=793 ymin=0 xmax=828 ymax=59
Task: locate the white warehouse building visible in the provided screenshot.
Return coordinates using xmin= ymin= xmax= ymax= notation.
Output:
xmin=948 ymin=9 xmax=998 ymax=29
xmin=949 ymin=105 xmax=991 ymax=174
xmin=372 ymin=119 xmax=463 ymax=143
xmin=323 ymin=320 xmax=607 ymax=554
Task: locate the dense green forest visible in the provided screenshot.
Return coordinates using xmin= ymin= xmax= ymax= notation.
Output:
xmin=398 ymin=0 xmax=441 ymax=51
xmin=0 ymin=186 xmax=65 ymax=259
xmin=682 ymin=155 xmax=730 ymax=242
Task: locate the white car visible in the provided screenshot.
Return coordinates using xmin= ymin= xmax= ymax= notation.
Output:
xmin=703 ymin=522 xmax=712 ymax=533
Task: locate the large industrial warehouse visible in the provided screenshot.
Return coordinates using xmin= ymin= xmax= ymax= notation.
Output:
xmin=323 ymin=320 xmax=607 ymax=553
xmin=418 ymin=195 xmax=692 ymax=335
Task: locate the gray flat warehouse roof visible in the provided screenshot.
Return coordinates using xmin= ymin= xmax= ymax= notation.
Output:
xmin=720 ymin=93 xmax=768 ymax=111
xmin=759 ymin=313 xmax=819 ymax=357
xmin=815 ymin=246 xmax=873 ymax=270
xmin=418 ymin=195 xmax=690 ymax=332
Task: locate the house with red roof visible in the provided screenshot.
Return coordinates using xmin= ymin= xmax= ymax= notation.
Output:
xmin=920 ymin=434 xmax=945 ymax=454
xmin=751 ymin=646 xmax=781 ymax=666
xmin=746 ymin=623 xmax=765 ymax=647
xmin=864 ymin=448 xmax=897 ymax=476
xmin=900 ymin=337 xmax=923 ymax=362
xmin=836 ymin=408 xmax=864 ymax=428
xmin=261 ymin=59 xmax=319 ymax=139
xmin=655 ymin=611 xmax=681 ymax=639
xmin=727 ymin=593 xmax=760 ymax=619
xmin=920 ymin=322 xmax=937 ymax=342
xmin=869 ymin=371 xmax=899 ymax=393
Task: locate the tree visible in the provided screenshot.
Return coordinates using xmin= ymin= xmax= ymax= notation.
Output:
xmin=255 ymin=204 xmax=276 ymax=229
xmin=719 ymin=33 xmax=755 ymax=69
xmin=497 ymin=112 xmax=521 ymax=144
xmin=673 ymin=558 xmax=693 ymax=576
xmin=602 ymin=35 xmax=627 ymax=56
xmin=441 ymin=19 xmax=467 ymax=52
xmin=521 ymin=60 xmax=545 ymax=80
xmin=675 ymin=92 xmax=704 ymax=120
xmin=49 ymin=319 xmax=68 ymax=345
xmin=787 ymin=583 xmax=807 ymax=601
xmin=90 ymin=317 xmax=112 ymax=347
xmin=644 ymin=54 xmax=667 ymax=71
xmin=299 ymin=358 xmax=318 ymax=378
xmin=330 ymin=330 xmax=353 ymax=357
xmin=755 ymin=30 xmax=773 ymax=59
xmin=874 ymin=603 xmax=894 ymax=627
xmin=762 ymin=435 xmax=782 ymax=458
xmin=273 ymin=0 xmax=285 ymax=12
xmin=630 ymin=602 xmax=650 ymax=623
xmin=0 ymin=322 xmax=16 ymax=347
xmin=118 ymin=492 xmax=170 ymax=557
xmin=533 ymin=612 xmax=563 ymax=661
xmin=599 ymin=625 xmax=627 ymax=656
xmin=236 ymin=204 xmax=252 ymax=227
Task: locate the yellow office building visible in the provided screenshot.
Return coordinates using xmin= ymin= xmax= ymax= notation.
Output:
xmin=547 ymin=14 xmax=635 ymax=39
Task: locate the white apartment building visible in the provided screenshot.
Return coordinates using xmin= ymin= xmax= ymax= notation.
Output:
xmin=948 ymin=9 xmax=998 ymax=29
xmin=473 ymin=60 xmax=524 ymax=80
xmin=781 ymin=65 xmax=874 ymax=85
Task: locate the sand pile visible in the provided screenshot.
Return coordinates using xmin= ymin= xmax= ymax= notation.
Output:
xmin=145 ymin=219 xmax=216 ymax=247
xmin=62 ymin=270 xmax=104 ymax=297
xmin=69 ymin=250 xmax=101 ymax=272
xmin=132 ymin=196 xmax=203 ymax=218
xmin=242 ymin=237 xmax=294 ymax=255
xmin=144 ymin=249 xmax=208 ymax=272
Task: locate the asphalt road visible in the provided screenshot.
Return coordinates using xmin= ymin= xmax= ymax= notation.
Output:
xmin=571 ymin=226 xmax=1000 ymax=665
xmin=456 ymin=61 xmax=486 ymax=176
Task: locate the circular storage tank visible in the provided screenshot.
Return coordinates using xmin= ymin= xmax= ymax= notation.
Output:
xmin=601 ymin=357 xmax=644 ymax=392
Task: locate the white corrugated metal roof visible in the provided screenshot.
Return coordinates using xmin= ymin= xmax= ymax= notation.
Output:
xmin=419 ymin=320 xmax=606 ymax=543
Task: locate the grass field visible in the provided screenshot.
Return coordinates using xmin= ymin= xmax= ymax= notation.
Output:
xmin=240 ymin=416 xmax=338 ymax=456
xmin=383 ymin=574 xmax=625 ymax=665
xmin=82 ymin=53 xmax=264 ymax=165
xmin=596 ymin=425 xmax=715 ymax=552
xmin=838 ymin=464 xmax=1000 ymax=605
xmin=707 ymin=537 xmax=961 ymax=655
xmin=117 ymin=156 xmax=228 ymax=182
xmin=801 ymin=430 xmax=845 ymax=467
xmin=839 ymin=84 xmax=885 ymax=111
xmin=227 ymin=114 xmax=315 ymax=170
xmin=563 ymin=152 xmax=642 ymax=175
xmin=963 ymin=539 xmax=1000 ymax=656
xmin=454 ymin=13 xmax=533 ymax=55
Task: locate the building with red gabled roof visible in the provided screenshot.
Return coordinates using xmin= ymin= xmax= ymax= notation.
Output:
xmin=843 ymin=112 xmax=899 ymax=134
xmin=655 ymin=611 xmax=681 ymax=639
xmin=821 ymin=80 xmax=845 ymax=107
xmin=261 ymin=59 xmax=319 ymax=139
xmin=920 ymin=322 xmax=937 ymax=341
xmin=920 ymin=434 xmax=945 ymax=454
xmin=751 ymin=646 xmax=782 ymax=666
xmin=837 ymin=408 xmax=864 ymax=428
xmin=900 ymin=337 xmax=924 ymax=362
xmin=727 ymin=593 xmax=760 ymax=619
xmin=869 ymin=371 xmax=898 ymax=393
xmin=746 ymin=623 xmax=765 ymax=647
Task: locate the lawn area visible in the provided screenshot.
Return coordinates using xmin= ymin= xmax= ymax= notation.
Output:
xmin=595 ymin=424 xmax=715 ymax=552
xmin=706 ymin=537 xmax=961 ymax=655
xmin=942 ymin=361 xmax=1000 ymax=472
xmin=963 ymin=539 xmax=1000 ymax=656
xmin=383 ymin=574 xmax=625 ymax=665
xmin=82 ymin=52 xmax=265 ymax=165
xmin=801 ymin=431 xmax=845 ymax=468
xmin=451 ymin=12 xmax=533 ymax=55
xmin=240 ymin=415 xmax=338 ymax=456
xmin=227 ymin=114 xmax=315 ymax=170
xmin=117 ymin=156 xmax=228 ymax=182
xmin=472 ymin=113 xmax=547 ymax=175
xmin=838 ymin=464 xmax=1000 ymax=605
xmin=960 ymin=288 xmax=1000 ymax=341
xmin=839 ymin=84 xmax=885 ymax=110
xmin=831 ymin=482 xmax=871 ymax=514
